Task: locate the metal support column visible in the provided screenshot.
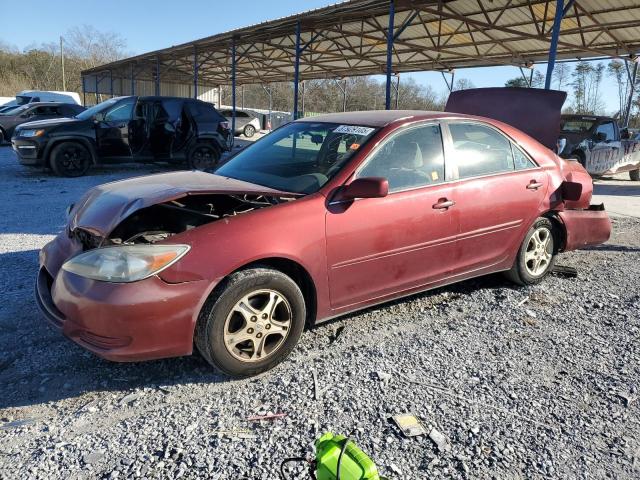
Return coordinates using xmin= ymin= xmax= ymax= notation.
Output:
xmin=130 ymin=63 xmax=135 ymax=95
xmin=262 ymin=84 xmax=272 ymax=130
xmin=193 ymin=45 xmax=199 ymax=99
xmin=231 ymin=37 xmax=237 ymax=134
xmin=109 ymin=70 xmax=113 ymax=97
xmin=95 ymin=74 xmax=99 ymax=104
xmin=82 ymin=76 xmax=86 ymax=106
xmin=293 ymin=21 xmax=302 ymax=120
xmin=545 ymin=0 xmax=565 ymax=89
xmin=385 ymin=0 xmax=395 ymax=109
xmin=301 ymin=80 xmax=305 ymax=117
xmin=624 ymin=60 xmax=638 ymax=127
xmin=155 ymin=55 xmax=160 ymax=96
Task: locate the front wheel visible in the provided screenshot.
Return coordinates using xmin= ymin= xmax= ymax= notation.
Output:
xmin=194 ymin=267 xmax=306 ymax=377
xmin=505 ymin=217 xmax=557 ymax=286
xmin=630 ymin=169 xmax=639 ymax=181
xmin=243 ymin=124 xmax=256 ymax=138
xmin=49 ymin=142 xmax=91 ymax=177
xmin=187 ymin=142 xmax=220 ymax=171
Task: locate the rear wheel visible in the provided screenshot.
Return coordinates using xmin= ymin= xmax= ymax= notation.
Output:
xmin=194 ymin=267 xmax=306 ymax=377
xmin=505 ymin=217 xmax=557 ymax=286
xmin=187 ymin=142 xmax=220 ymax=171
xmin=243 ymin=124 xmax=256 ymax=138
xmin=630 ymin=169 xmax=640 ymax=181
xmin=49 ymin=142 xmax=91 ymax=177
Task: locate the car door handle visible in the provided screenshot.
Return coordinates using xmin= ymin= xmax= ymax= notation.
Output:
xmin=432 ymin=198 xmax=455 ymax=209
xmin=527 ymin=181 xmax=544 ymax=190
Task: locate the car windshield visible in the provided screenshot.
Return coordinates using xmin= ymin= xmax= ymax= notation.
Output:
xmin=16 ymin=95 xmax=33 ymax=106
xmin=214 ymin=121 xmax=378 ymax=194
xmin=561 ymin=118 xmax=597 ymax=133
xmin=75 ymin=98 xmax=122 ymax=120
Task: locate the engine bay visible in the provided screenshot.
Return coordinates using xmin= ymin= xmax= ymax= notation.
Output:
xmin=105 ymin=194 xmax=291 ymax=246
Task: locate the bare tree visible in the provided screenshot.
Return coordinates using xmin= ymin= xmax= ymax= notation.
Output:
xmin=453 ymin=78 xmax=475 ymax=91
xmin=553 ymin=62 xmax=571 ymax=90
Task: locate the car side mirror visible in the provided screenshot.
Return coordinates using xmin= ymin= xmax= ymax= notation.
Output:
xmin=342 ymin=177 xmax=389 ymax=200
xmin=94 ymin=112 xmax=105 ymax=123
xmin=620 ymin=128 xmax=630 ymax=140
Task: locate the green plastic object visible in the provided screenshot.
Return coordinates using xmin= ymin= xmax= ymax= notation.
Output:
xmin=315 ymin=433 xmax=380 ymax=480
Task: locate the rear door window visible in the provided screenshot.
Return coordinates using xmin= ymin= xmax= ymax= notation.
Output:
xmin=186 ymin=101 xmax=221 ymax=122
xmin=448 ymin=122 xmax=514 ymax=179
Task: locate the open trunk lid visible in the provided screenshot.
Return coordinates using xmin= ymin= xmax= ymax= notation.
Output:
xmin=445 ymin=87 xmax=567 ymax=151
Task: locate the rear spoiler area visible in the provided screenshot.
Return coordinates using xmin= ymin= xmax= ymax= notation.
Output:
xmin=445 ymin=87 xmax=567 ymax=151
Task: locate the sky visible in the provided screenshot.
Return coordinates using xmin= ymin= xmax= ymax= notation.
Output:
xmin=0 ymin=0 xmax=620 ymax=113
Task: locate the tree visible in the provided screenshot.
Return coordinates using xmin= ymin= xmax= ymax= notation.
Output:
xmin=553 ymin=62 xmax=571 ymax=90
xmin=570 ymin=61 xmax=605 ymax=114
xmin=505 ymin=77 xmax=528 ymax=88
xmin=453 ymin=78 xmax=475 ymax=91
xmin=607 ymin=60 xmax=626 ymax=117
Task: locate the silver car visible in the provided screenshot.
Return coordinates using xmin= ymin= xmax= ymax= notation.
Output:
xmin=220 ymin=109 xmax=261 ymax=138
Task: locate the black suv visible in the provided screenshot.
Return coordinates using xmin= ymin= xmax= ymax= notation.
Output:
xmin=12 ymin=96 xmax=233 ymax=177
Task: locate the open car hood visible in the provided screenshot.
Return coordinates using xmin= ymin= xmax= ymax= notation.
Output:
xmin=445 ymin=87 xmax=567 ymax=150
xmin=69 ymin=171 xmax=293 ymax=238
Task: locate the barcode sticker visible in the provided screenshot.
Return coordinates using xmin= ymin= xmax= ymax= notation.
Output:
xmin=333 ymin=125 xmax=375 ymax=136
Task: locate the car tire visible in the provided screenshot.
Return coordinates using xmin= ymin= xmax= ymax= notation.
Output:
xmin=0 ymin=128 xmax=5 ymax=144
xmin=194 ymin=267 xmax=306 ymax=377
xmin=187 ymin=142 xmax=220 ymax=171
xmin=243 ymin=124 xmax=256 ymax=138
xmin=630 ymin=169 xmax=640 ymax=181
xmin=504 ymin=217 xmax=557 ymax=286
xmin=49 ymin=142 xmax=91 ymax=177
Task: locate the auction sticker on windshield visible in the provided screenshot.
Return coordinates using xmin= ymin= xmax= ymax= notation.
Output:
xmin=333 ymin=125 xmax=376 ymax=135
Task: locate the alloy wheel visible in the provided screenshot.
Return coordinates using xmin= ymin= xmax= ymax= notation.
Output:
xmin=223 ymin=289 xmax=292 ymax=363
xmin=190 ymin=145 xmax=216 ymax=170
xmin=524 ymin=227 xmax=553 ymax=276
xmin=58 ymin=146 xmax=89 ymax=176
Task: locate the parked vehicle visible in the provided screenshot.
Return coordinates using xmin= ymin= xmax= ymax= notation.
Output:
xmin=558 ymin=114 xmax=640 ymax=181
xmin=219 ymin=109 xmax=261 ymax=137
xmin=0 ymin=91 xmax=82 ymax=111
xmin=13 ymin=96 xmax=233 ymax=177
xmin=0 ymin=102 xmax=85 ymax=144
xmin=36 ymin=98 xmax=611 ymax=376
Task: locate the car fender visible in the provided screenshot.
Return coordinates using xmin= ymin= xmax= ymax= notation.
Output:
xmin=44 ymin=136 xmax=99 ymax=165
xmin=189 ymin=133 xmax=227 ymax=152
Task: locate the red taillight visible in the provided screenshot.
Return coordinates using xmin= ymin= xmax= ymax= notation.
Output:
xmin=220 ymin=121 xmax=230 ymax=130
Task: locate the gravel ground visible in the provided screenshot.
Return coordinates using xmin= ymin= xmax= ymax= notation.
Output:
xmin=0 ymin=145 xmax=639 ymax=480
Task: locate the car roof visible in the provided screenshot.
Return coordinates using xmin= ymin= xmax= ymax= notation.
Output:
xmin=296 ymin=110 xmax=484 ymax=127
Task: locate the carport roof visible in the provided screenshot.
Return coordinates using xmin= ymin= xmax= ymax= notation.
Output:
xmin=82 ymin=0 xmax=640 ymax=87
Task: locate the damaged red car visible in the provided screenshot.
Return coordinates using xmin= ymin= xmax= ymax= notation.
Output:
xmin=36 ymin=89 xmax=611 ymax=377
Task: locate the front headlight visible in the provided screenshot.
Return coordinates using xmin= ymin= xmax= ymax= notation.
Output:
xmin=62 ymin=244 xmax=190 ymax=283
xmin=20 ymin=129 xmax=45 ymax=138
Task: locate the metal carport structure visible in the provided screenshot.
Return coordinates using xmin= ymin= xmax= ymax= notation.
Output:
xmin=82 ymin=0 xmax=640 ymax=130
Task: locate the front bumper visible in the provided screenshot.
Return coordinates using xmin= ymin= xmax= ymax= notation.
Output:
xmin=36 ymin=235 xmax=209 ymax=362
xmin=12 ymin=138 xmax=44 ymax=165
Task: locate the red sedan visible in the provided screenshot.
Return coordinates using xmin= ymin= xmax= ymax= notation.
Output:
xmin=36 ymin=109 xmax=611 ymax=376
